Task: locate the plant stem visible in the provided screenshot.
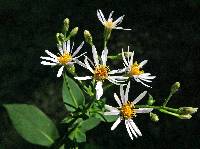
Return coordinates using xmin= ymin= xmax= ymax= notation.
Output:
xmin=163 ymin=92 xmax=173 ymax=107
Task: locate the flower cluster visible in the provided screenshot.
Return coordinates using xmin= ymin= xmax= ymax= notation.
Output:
xmin=40 ymin=9 xmax=197 ymax=143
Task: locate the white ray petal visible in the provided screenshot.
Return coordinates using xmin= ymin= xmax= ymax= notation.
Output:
xmin=113 ymin=15 xmax=124 ymax=25
xmin=92 ymin=45 xmax=99 ymax=65
xmin=66 ymin=40 xmax=70 ymax=53
xmin=108 ymin=11 xmax=114 ymax=19
xmin=139 ymin=60 xmax=148 ymax=68
xmin=73 ymin=59 xmax=87 ymax=68
xmin=107 ymin=77 xmax=122 ymax=85
xmin=135 ymin=108 xmax=153 ymax=113
xmin=98 ymin=9 xmax=106 ymax=22
xmin=73 ymin=52 xmax=87 ymax=59
xmin=101 ymin=47 xmax=108 ymax=65
xmin=125 ymin=120 xmax=133 ymax=140
xmin=111 ymin=117 xmax=121 ymax=130
xmin=130 ymin=120 xmax=142 ymax=136
xmin=114 ymin=93 xmax=122 ymax=107
xmin=122 ymin=48 xmax=129 ymax=66
xmin=57 ymin=44 xmax=64 ymax=54
xmin=119 ymin=85 xmax=125 ymax=104
xmin=127 ymin=120 xmax=138 ymax=138
xmin=45 ymin=50 xmax=57 ymax=58
xmin=57 ymin=66 xmax=64 ymax=77
xmin=134 ymin=77 xmax=151 ymax=88
xmin=41 ymin=61 xmax=57 ymax=66
xmin=63 ymin=42 xmax=67 ymax=53
xmin=72 ymin=41 xmax=84 ymax=57
xmin=96 ymin=81 xmax=103 ymax=100
xmin=108 ymin=76 xmax=128 ymax=81
xmin=125 ymin=81 xmax=130 ymax=103
xmin=84 ymin=57 xmax=94 ymax=73
xmin=139 ymin=77 xmax=152 ymax=83
xmin=40 ymin=56 xmax=58 ymax=63
xmin=108 ymin=68 xmax=127 ymax=74
xmin=104 ymin=111 xmax=120 ymax=115
xmin=105 ymin=104 xmax=119 ymax=111
xmin=129 ymin=51 xmax=134 ymax=67
xmin=74 ymin=76 xmax=92 ymax=80
xmin=132 ymin=91 xmax=147 ymax=105
xmin=97 ymin=10 xmax=104 ymax=23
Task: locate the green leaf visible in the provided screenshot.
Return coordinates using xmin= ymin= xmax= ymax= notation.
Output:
xmin=68 ymin=128 xmax=86 ymax=143
xmin=63 ymin=74 xmax=85 ymax=111
xmin=4 ymin=104 xmax=59 ymax=147
xmin=93 ymin=112 xmax=118 ymax=122
xmin=79 ymin=118 xmax=101 ymax=132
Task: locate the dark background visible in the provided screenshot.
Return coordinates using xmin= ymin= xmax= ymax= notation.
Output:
xmin=0 ymin=0 xmax=200 ymax=148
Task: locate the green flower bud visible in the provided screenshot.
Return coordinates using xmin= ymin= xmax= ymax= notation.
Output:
xmin=69 ymin=27 xmax=78 ymax=37
xmin=150 ymin=113 xmax=159 ymax=122
xmin=84 ymin=30 xmax=93 ymax=46
xmin=178 ymin=114 xmax=192 ymax=119
xmin=171 ymin=82 xmax=180 ymax=94
xmin=56 ymin=33 xmax=65 ymax=45
xmin=66 ymin=65 xmax=76 ymax=75
xmin=63 ymin=18 xmax=70 ymax=32
xmin=147 ymin=94 xmax=155 ymax=106
xmin=178 ymin=107 xmax=198 ymax=115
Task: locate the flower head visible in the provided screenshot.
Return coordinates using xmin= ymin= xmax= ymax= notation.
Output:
xmin=75 ymin=45 xmax=128 ymax=100
xmin=40 ymin=40 xmax=85 ymax=77
xmin=104 ymin=82 xmax=153 ymax=140
xmin=122 ymin=46 xmax=156 ymax=87
xmin=97 ymin=9 xmax=131 ymax=31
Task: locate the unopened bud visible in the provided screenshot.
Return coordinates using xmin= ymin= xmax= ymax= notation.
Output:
xmin=84 ymin=30 xmax=93 ymax=46
xmin=147 ymin=94 xmax=155 ymax=106
xmin=150 ymin=113 xmax=159 ymax=122
xmin=66 ymin=64 xmax=76 ymax=75
xmin=63 ymin=18 xmax=70 ymax=32
xmin=56 ymin=33 xmax=65 ymax=45
xmin=178 ymin=107 xmax=198 ymax=115
xmin=178 ymin=114 xmax=192 ymax=119
xmin=171 ymin=82 xmax=180 ymax=94
xmin=69 ymin=27 xmax=78 ymax=37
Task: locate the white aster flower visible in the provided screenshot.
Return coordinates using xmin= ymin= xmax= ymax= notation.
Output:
xmin=97 ymin=9 xmax=131 ymax=30
xmin=104 ymin=82 xmax=153 ymax=140
xmin=40 ymin=40 xmax=86 ymax=77
xmin=75 ymin=45 xmax=128 ymax=100
xmin=122 ymin=46 xmax=156 ymax=88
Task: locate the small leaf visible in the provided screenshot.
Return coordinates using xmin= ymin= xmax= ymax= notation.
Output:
xmin=4 ymin=104 xmax=59 ymax=147
xmin=79 ymin=118 xmax=101 ymax=132
xmin=93 ymin=112 xmax=118 ymax=122
xmin=63 ymin=74 xmax=85 ymax=111
xmin=68 ymin=128 xmax=86 ymax=143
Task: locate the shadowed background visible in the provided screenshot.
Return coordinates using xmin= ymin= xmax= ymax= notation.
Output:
xmin=0 ymin=0 xmax=200 ymax=148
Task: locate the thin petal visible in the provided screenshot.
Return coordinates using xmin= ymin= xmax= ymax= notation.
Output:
xmin=122 ymin=48 xmax=129 ymax=66
xmin=98 ymin=9 xmax=106 ymax=22
xmin=41 ymin=61 xmax=57 ymax=66
xmin=101 ymin=47 xmax=108 ymax=65
xmin=57 ymin=44 xmax=63 ymax=54
xmin=108 ymin=68 xmax=127 ymax=74
xmin=104 ymin=111 xmax=120 ymax=115
xmin=127 ymin=120 xmax=138 ymax=138
xmin=120 ymin=85 xmax=125 ymax=104
xmin=134 ymin=77 xmax=151 ymax=88
xmin=108 ymin=11 xmax=114 ymax=19
xmin=57 ymin=66 xmax=64 ymax=77
xmin=97 ymin=10 xmax=104 ymax=23
xmin=135 ymin=108 xmax=153 ymax=113
xmin=111 ymin=117 xmax=121 ymax=131
xmin=73 ymin=52 xmax=87 ymax=59
xmin=129 ymin=51 xmax=134 ymax=68
xmin=45 ymin=50 xmax=57 ymax=58
xmin=113 ymin=15 xmax=124 ymax=25
xmin=105 ymin=104 xmax=119 ymax=112
xmin=92 ymin=45 xmax=99 ymax=65
xmin=73 ymin=59 xmax=87 ymax=68
xmin=66 ymin=40 xmax=70 ymax=53
xmin=132 ymin=91 xmax=147 ymax=105
xmin=95 ymin=81 xmax=103 ymax=100
xmin=124 ymin=81 xmax=130 ymax=103
xmin=139 ymin=60 xmax=148 ymax=68
xmin=63 ymin=42 xmax=67 ymax=53
xmin=40 ymin=56 xmax=58 ymax=63
xmin=107 ymin=77 xmax=122 ymax=85
xmin=72 ymin=41 xmax=84 ymax=57
xmin=84 ymin=57 xmax=94 ymax=73
xmin=125 ymin=120 xmax=133 ymax=140
xmin=74 ymin=76 xmax=92 ymax=80
xmin=130 ymin=120 xmax=142 ymax=136
xmin=114 ymin=93 xmax=122 ymax=107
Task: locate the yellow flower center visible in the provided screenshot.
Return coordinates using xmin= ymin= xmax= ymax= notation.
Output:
xmin=104 ymin=20 xmax=114 ymax=29
xmin=57 ymin=52 xmax=72 ymax=65
xmin=94 ymin=65 xmax=109 ymax=81
xmin=120 ymin=101 xmax=136 ymax=119
xmin=130 ymin=61 xmax=144 ymax=76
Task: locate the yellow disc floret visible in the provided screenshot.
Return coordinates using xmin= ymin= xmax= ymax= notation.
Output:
xmin=94 ymin=65 xmax=109 ymax=81
xmin=104 ymin=20 xmax=114 ymax=29
xmin=57 ymin=52 xmax=72 ymax=65
xmin=130 ymin=61 xmax=144 ymax=76
xmin=120 ymin=101 xmax=136 ymax=119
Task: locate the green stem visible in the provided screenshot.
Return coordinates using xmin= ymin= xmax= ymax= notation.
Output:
xmin=163 ymin=92 xmax=173 ymax=107
xmin=135 ymin=105 xmax=179 ymax=113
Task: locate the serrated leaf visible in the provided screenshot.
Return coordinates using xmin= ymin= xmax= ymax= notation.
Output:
xmin=4 ymin=104 xmax=59 ymax=147
xmin=63 ymin=74 xmax=85 ymax=111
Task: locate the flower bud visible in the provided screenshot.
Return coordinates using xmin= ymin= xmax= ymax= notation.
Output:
xmin=63 ymin=18 xmax=70 ymax=32
xmin=170 ymin=82 xmax=180 ymax=94
xmin=178 ymin=107 xmax=198 ymax=115
xmin=150 ymin=113 xmax=159 ymax=122
xmin=147 ymin=94 xmax=155 ymax=106
xmin=178 ymin=114 xmax=192 ymax=119
xmin=66 ymin=64 xmax=76 ymax=75
xmin=84 ymin=30 xmax=93 ymax=46
xmin=56 ymin=33 xmax=65 ymax=45
xmin=69 ymin=27 xmax=78 ymax=37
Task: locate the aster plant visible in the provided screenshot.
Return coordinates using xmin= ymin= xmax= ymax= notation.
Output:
xmin=3 ymin=10 xmax=198 ymax=149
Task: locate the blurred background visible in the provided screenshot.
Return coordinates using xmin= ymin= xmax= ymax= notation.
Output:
xmin=0 ymin=0 xmax=200 ymax=148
